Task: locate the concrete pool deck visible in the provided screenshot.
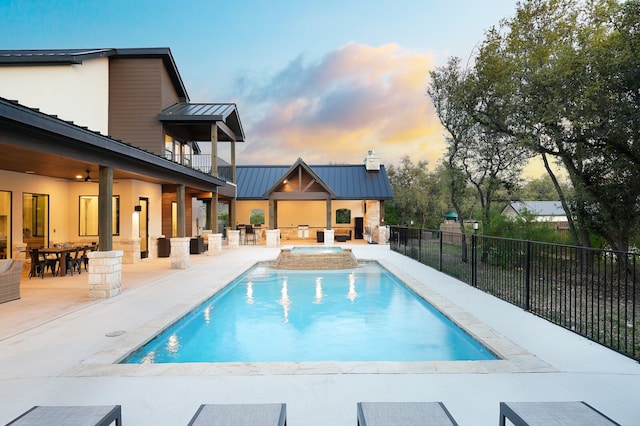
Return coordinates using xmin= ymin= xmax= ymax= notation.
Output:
xmin=0 ymin=243 xmax=639 ymax=425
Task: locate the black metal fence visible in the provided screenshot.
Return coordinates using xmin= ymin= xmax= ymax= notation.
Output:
xmin=390 ymin=226 xmax=639 ymax=361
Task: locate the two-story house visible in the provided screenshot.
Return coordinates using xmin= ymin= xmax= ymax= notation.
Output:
xmin=0 ymin=48 xmax=244 ymax=263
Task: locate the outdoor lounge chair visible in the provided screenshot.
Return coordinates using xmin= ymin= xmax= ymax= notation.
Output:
xmin=6 ymin=405 xmax=122 ymax=425
xmin=357 ymin=402 xmax=458 ymax=426
xmin=187 ymin=403 xmax=286 ymax=426
xmin=499 ymin=401 xmax=620 ymax=425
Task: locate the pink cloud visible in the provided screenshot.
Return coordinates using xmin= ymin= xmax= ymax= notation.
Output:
xmin=234 ymin=42 xmax=444 ymax=167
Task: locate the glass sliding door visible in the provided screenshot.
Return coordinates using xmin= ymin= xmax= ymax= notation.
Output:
xmin=0 ymin=191 xmax=10 ymax=259
xmin=23 ymin=193 xmax=49 ymax=248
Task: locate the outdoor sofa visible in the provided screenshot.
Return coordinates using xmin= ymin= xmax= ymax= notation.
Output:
xmin=0 ymin=259 xmax=23 ymax=304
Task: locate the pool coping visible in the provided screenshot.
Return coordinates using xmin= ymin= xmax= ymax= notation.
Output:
xmin=65 ymin=259 xmax=555 ymax=377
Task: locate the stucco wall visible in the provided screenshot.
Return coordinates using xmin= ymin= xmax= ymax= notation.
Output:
xmin=236 ymin=200 xmax=270 ymax=227
xmin=0 ymin=58 xmax=110 ymax=134
xmin=0 ymin=170 xmax=167 ymax=258
xmin=0 ymin=170 xmax=72 ymax=252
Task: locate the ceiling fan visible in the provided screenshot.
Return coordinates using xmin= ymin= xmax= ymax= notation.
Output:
xmin=83 ymin=169 xmax=98 ymax=182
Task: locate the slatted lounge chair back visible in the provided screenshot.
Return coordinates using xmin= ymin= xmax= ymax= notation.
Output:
xmin=357 ymin=402 xmax=458 ymax=426
xmin=499 ymin=401 xmax=620 ymax=426
xmin=188 ymin=403 xmax=286 ymax=426
xmin=7 ymin=405 xmax=122 ymax=425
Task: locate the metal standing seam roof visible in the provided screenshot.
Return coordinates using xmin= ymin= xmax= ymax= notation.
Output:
xmin=0 ymin=96 xmax=228 ymax=189
xmin=159 ymin=103 xmax=237 ymax=121
xmin=0 ymin=48 xmax=113 ymax=64
xmin=509 ymin=201 xmax=566 ymax=216
xmin=158 ymin=102 xmax=246 ymax=142
xmin=236 ymin=164 xmax=393 ymax=200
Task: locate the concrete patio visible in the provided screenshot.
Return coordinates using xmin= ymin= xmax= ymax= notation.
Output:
xmin=0 ymin=243 xmax=638 ymax=425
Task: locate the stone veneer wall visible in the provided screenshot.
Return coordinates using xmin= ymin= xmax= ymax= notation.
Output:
xmin=170 ymin=237 xmax=190 ymax=269
xmin=364 ymin=200 xmax=381 ymax=242
xmin=113 ymin=238 xmax=141 ymax=264
xmin=88 ymin=250 xmax=122 ymax=299
xmin=149 ymin=236 xmax=160 ymax=258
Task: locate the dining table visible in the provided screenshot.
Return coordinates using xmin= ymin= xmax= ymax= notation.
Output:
xmin=38 ymin=246 xmax=82 ymax=276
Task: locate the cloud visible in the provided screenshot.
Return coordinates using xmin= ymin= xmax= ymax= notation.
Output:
xmin=233 ymin=42 xmax=445 ymax=168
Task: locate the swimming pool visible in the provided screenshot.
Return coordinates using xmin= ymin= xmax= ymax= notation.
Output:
xmin=123 ymin=262 xmax=496 ymax=364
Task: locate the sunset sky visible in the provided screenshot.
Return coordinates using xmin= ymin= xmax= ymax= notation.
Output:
xmin=1 ymin=0 xmax=522 ymax=169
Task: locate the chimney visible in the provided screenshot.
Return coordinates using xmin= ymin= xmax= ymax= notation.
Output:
xmin=364 ymin=150 xmax=381 ymax=172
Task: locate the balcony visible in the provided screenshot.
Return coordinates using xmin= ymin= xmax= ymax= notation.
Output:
xmin=164 ymin=152 xmax=233 ymax=182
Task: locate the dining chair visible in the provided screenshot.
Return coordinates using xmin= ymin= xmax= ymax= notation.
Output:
xmin=28 ymin=247 xmax=57 ymax=278
xmin=245 ymin=225 xmax=256 ymax=245
xmin=66 ymin=246 xmax=85 ymax=275
xmin=28 ymin=247 xmax=45 ymax=279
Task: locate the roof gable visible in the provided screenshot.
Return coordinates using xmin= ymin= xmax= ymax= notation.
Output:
xmin=263 ymin=158 xmax=335 ymax=199
xmin=236 ymin=159 xmax=393 ymax=200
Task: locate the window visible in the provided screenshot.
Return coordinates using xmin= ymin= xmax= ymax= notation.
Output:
xmin=79 ymin=195 xmax=120 ymax=236
xmin=23 ymin=193 xmax=48 ymax=248
xmin=183 ymin=143 xmax=192 ymax=167
xmin=336 ymin=208 xmax=351 ymax=224
xmin=249 ymin=208 xmax=265 ymax=225
xmin=165 ymin=134 xmax=174 ymax=160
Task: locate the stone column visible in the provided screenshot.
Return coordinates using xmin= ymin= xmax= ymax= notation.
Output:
xmin=265 ymin=229 xmax=280 ymax=247
xmin=378 ymin=226 xmax=390 ymax=244
xmin=208 ymin=233 xmax=223 ymax=255
xmin=13 ymin=243 xmax=27 ymax=261
xmin=228 ymin=230 xmax=240 ymax=249
xmin=88 ymin=250 xmax=123 ymax=299
xmin=170 ymin=237 xmax=190 ymax=269
xmin=114 ymin=238 xmax=140 ymax=264
xmin=149 ymin=236 xmax=160 ymax=258
xmin=323 ymin=229 xmax=334 ymax=246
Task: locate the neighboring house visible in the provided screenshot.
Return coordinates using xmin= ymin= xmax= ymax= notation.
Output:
xmin=502 ymin=201 xmax=569 ymax=229
xmin=235 ymin=154 xmax=393 ymax=243
xmin=0 ymin=48 xmax=244 ymax=263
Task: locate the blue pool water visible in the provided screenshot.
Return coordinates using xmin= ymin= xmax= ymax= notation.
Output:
xmin=123 ymin=263 xmax=496 ymax=363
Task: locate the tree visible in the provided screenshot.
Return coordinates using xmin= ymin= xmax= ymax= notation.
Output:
xmin=518 ymin=174 xmax=572 ymax=201
xmin=469 ymin=0 xmax=640 ymax=251
xmin=386 ymin=156 xmax=447 ymax=228
xmin=428 ymin=57 xmax=532 ymax=231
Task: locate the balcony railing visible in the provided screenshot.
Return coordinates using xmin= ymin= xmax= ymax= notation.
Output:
xmin=164 ymin=152 xmax=233 ymax=182
xmin=390 ymin=226 xmax=640 ymax=361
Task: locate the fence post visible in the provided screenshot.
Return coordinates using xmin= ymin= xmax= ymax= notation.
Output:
xmin=439 ymin=230 xmax=443 ymax=271
xmin=525 ymin=240 xmax=531 ymax=311
xmin=418 ymin=229 xmax=422 ymax=263
xmin=471 ymin=233 xmax=477 ymax=287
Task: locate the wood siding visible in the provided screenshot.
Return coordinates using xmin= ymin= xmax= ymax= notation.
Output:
xmin=162 ymin=187 xmax=195 ymax=238
xmin=109 ymin=58 xmax=179 ymax=156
